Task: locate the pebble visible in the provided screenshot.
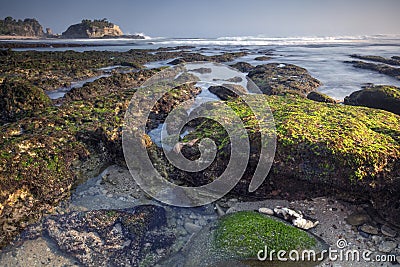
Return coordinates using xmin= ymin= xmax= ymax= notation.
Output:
xmin=106 ymin=194 xmax=113 ymax=198
xmin=396 ymin=256 xmax=400 ymax=264
xmin=360 ymin=224 xmax=379 ymax=235
xmin=258 ymin=207 xmax=274 ymax=215
xmin=378 ymin=241 xmax=397 ymax=253
xmin=381 ymin=225 xmax=397 ymax=237
xmin=184 ymin=222 xmax=202 ymax=234
xmin=215 ymin=204 xmax=225 ymax=217
xmin=371 ymin=235 xmax=383 ymax=244
xmin=345 ymin=212 xmax=370 ymax=226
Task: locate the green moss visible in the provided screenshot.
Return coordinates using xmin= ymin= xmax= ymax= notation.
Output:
xmin=187 ymin=95 xmax=399 ymax=184
xmin=214 ymin=211 xmax=317 ymax=259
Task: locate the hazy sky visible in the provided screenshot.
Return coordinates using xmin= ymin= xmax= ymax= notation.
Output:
xmin=1 ymin=0 xmax=399 ymax=38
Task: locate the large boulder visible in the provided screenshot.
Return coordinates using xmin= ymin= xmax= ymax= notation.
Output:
xmin=247 ymin=63 xmax=321 ymax=96
xmin=344 ymin=85 xmax=400 ymax=115
xmin=0 ymin=78 xmax=51 ymax=123
xmin=154 ymin=95 xmax=400 ymax=226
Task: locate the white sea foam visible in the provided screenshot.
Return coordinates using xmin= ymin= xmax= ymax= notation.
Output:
xmin=155 ymin=35 xmax=400 ymax=46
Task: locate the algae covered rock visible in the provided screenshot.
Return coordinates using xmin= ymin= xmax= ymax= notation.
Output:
xmin=214 ymin=211 xmax=318 ymax=258
xmin=43 ymin=205 xmax=174 ymax=267
xmin=0 ymin=77 xmax=51 ymax=122
xmin=307 ymin=91 xmax=336 ymax=104
xmin=174 ymin=95 xmax=400 ymax=226
xmin=247 ymin=63 xmax=321 ymax=96
xmin=176 ymin=211 xmax=325 ymax=266
xmin=344 ymin=85 xmax=400 ymax=115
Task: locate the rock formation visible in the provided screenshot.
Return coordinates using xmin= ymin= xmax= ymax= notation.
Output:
xmin=0 ymin=16 xmax=44 ymax=37
xmin=62 ymin=19 xmax=123 ymax=38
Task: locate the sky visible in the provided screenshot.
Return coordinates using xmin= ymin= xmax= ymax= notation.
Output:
xmin=1 ymin=0 xmax=400 ymax=38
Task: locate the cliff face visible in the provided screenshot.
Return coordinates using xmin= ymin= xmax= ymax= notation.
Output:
xmin=0 ymin=17 xmax=44 ymax=37
xmin=62 ymin=19 xmax=123 ymax=38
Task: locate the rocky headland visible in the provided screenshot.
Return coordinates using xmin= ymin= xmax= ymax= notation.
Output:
xmin=0 ymin=16 xmax=44 ymax=38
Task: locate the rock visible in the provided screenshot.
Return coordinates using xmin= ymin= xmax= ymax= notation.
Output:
xmin=273 ymin=207 xmax=319 ymax=230
xmin=164 ymin=211 xmax=326 ymax=266
xmin=208 ymin=84 xmax=246 ymax=100
xmin=350 ymin=54 xmax=400 ymax=66
xmin=371 ymin=235 xmax=383 ymax=244
xmin=344 ymin=85 xmax=400 ymax=115
xmin=226 ymin=200 xmax=290 ymax=214
xmin=215 ymin=203 xmax=225 ymax=217
xmin=397 ymin=255 xmax=400 ymax=264
xmin=247 ymin=63 xmax=321 ymax=96
xmin=43 ymin=205 xmax=175 ymax=266
xmin=190 ymin=67 xmax=212 ymax=74
xmin=168 ymin=58 xmax=186 ymax=65
xmin=345 ymin=213 xmax=370 ymax=226
xmin=62 ymin=19 xmax=123 ymax=39
xmin=381 ymin=225 xmax=397 ymax=237
xmin=346 ymin=60 xmax=400 ymax=80
xmin=0 ymin=16 xmax=44 ymax=37
xmin=258 ymin=207 xmax=274 ymax=215
xmin=64 ymin=70 xmax=156 ymax=102
xmin=307 ymin=91 xmax=336 ymax=103
xmin=359 ymin=224 xmax=379 ymax=235
xmin=378 ymin=241 xmax=397 ymax=253
xmin=0 ymin=77 xmax=52 ymax=123
xmin=254 ymin=56 xmax=271 ymax=61
xmin=184 ymin=222 xmax=202 ymax=234
xmin=230 ymin=62 xmax=254 ymax=72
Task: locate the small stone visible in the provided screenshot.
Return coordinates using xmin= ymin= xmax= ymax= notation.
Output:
xmin=360 ymin=224 xmax=379 ymax=235
xmin=378 ymin=241 xmax=397 ymax=253
xmin=371 ymin=235 xmax=382 ymax=244
xmin=345 ymin=213 xmax=370 ymax=226
xmin=106 ymin=194 xmax=113 ymax=198
xmin=258 ymin=207 xmax=274 ymax=215
xmin=184 ymin=222 xmax=202 ymax=234
xmin=359 ymin=230 xmax=370 ymax=238
xmin=215 ymin=204 xmax=225 ymax=217
xmin=381 ymin=225 xmax=397 ymax=237
xmin=396 ymin=255 xmax=400 ymax=264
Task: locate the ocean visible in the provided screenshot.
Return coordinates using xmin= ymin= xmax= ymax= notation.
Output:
xmin=7 ymin=34 xmax=400 ymax=100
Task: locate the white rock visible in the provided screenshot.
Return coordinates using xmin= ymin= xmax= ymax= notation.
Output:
xmin=292 ymin=217 xmax=319 ymax=230
xmin=258 ymin=207 xmax=274 ymax=215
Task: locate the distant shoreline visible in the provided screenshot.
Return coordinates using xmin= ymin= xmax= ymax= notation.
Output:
xmin=0 ymin=35 xmax=42 ymax=40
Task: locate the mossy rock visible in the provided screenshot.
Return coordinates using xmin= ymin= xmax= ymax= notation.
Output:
xmin=344 ymin=85 xmax=400 ymax=115
xmin=247 ymin=63 xmax=321 ymax=96
xmin=307 ymin=91 xmax=336 ymax=104
xmin=177 ymin=211 xmax=326 ymax=266
xmin=174 ymin=95 xmax=400 ymax=226
xmin=214 ymin=211 xmax=319 ymax=258
xmin=0 ymin=77 xmax=51 ymax=123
